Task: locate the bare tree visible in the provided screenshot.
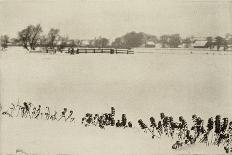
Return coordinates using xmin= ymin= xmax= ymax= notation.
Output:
xmin=18 ymin=24 xmax=43 ymax=50
xmin=47 ymin=28 xmax=60 ymax=49
xmin=0 ymin=35 xmax=9 ymax=49
xmin=29 ymin=24 xmax=42 ymax=50
xmin=18 ymin=27 xmax=31 ymax=50
xmin=39 ymin=35 xmax=49 ymax=47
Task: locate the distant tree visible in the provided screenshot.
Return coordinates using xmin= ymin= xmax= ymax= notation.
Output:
xmin=182 ymin=37 xmax=192 ymax=48
xmin=0 ymin=35 xmax=9 ymax=49
xmin=18 ymin=24 xmax=43 ymax=50
xmin=123 ymin=32 xmax=144 ymax=48
xmin=215 ymin=36 xmax=226 ymax=51
xmin=18 ymin=27 xmax=31 ymax=50
xmin=168 ymin=34 xmax=181 ymax=48
xmin=112 ymin=37 xmax=125 ymax=48
xmin=146 ymin=35 xmax=158 ymax=43
xmin=47 ymin=28 xmax=60 ymax=49
xmin=94 ymin=37 xmax=109 ymax=48
xmin=206 ymin=37 xmax=214 ymax=49
xmin=29 ymin=24 xmax=43 ymax=50
xmin=10 ymin=38 xmax=19 ymax=46
xmin=112 ymin=32 xmax=157 ymax=48
xmin=223 ymin=39 xmax=228 ymax=51
xmin=101 ymin=38 xmax=109 ymax=47
xmin=159 ymin=35 xmax=169 ymax=48
xmin=94 ymin=38 xmax=100 ymax=47
xmin=39 ymin=35 xmax=48 ymax=47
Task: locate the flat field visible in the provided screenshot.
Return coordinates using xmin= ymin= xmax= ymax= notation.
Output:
xmin=0 ymin=47 xmax=231 ymax=155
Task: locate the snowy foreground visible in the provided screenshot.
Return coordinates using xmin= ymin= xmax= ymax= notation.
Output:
xmin=0 ymin=117 xmax=226 ymax=155
xmin=1 ymin=47 xmax=232 ymax=155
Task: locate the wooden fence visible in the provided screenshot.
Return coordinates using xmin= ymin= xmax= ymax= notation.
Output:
xmin=60 ymin=48 xmax=134 ymax=54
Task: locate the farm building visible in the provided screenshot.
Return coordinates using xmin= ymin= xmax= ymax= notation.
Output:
xmin=193 ymin=40 xmax=208 ymax=48
xmin=79 ymin=40 xmax=95 ymax=47
xmin=145 ymin=41 xmax=156 ymax=48
xmin=155 ymin=43 xmax=162 ymax=48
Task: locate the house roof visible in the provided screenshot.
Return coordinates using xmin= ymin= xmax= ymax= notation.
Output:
xmin=193 ymin=40 xmax=208 ymax=47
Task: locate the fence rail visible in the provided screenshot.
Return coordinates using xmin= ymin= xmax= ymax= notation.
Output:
xmin=60 ymin=48 xmax=134 ymax=55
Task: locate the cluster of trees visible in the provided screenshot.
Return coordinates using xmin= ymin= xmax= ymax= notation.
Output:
xmin=14 ymin=24 xmax=111 ymax=51
xmin=112 ymin=32 xmax=232 ymax=50
xmin=18 ymin=24 xmax=43 ymax=50
xmin=16 ymin=24 xmax=67 ymax=51
xmin=93 ymin=37 xmax=109 ymax=48
xmin=1 ymin=24 xmax=232 ymax=51
xmin=112 ymin=32 xmax=158 ymax=48
xmin=159 ymin=34 xmax=181 ymax=48
xmin=207 ymin=36 xmax=229 ymax=51
xmin=0 ymin=35 xmax=9 ymax=49
xmin=111 ymin=32 xmax=183 ymax=48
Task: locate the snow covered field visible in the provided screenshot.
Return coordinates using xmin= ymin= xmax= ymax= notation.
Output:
xmin=0 ymin=47 xmax=232 ymax=155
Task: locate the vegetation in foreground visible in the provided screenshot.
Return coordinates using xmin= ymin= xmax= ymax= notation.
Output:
xmin=1 ymin=101 xmax=232 ymax=153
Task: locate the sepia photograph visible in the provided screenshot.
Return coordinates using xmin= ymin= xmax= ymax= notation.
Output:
xmin=0 ymin=0 xmax=232 ymax=154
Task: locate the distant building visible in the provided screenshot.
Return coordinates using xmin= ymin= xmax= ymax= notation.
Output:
xmin=193 ymin=40 xmax=208 ymax=48
xmin=178 ymin=43 xmax=193 ymax=48
xmin=7 ymin=41 xmax=14 ymax=46
xmin=80 ymin=40 xmax=89 ymax=46
xmin=79 ymin=40 xmax=95 ymax=47
xmin=55 ymin=40 xmax=62 ymax=46
xmin=154 ymin=43 xmax=162 ymax=48
xmin=66 ymin=40 xmax=75 ymax=46
xmin=145 ymin=41 xmax=156 ymax=48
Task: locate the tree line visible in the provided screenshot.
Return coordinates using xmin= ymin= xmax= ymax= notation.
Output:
xmin=1 ymin=24 xmax=232 ymax=51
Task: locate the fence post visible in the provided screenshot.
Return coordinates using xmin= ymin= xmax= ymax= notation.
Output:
xmin=110 ymin=48 xmax=114 ymax=54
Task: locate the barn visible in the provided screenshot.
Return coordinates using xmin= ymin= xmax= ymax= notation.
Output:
xmin=193 ymin=40 xmax=208 ymax=48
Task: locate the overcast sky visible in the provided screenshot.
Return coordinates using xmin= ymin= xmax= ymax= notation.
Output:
xmin=0 ymin=0 xmax=231 ymax=40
